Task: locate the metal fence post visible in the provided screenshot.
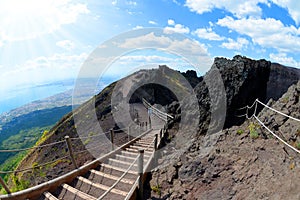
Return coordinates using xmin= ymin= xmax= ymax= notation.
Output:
xmin=0 ymin=176 xmax=11 ymax=194
xmin=110 ymin=129 xmax=114 ymax=150
xmin=65 ymin=136 xmax=78 ymax=169
xmin=138 ymin=149 xmax=144 ymax=199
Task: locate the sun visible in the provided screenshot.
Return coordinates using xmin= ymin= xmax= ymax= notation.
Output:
xmin=0 ymin=0 xmax=89 ymax=41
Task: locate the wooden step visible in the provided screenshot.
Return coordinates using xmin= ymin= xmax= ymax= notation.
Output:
xmin=114 ymin=154 xmax=149 ymax=163
xmin=90 ymin=169 xmax=134 ymax=184
xmin=43 ymin=192 xmax=58 ymax=200
xmin=101 ymin=163 xmax=137 ymax=175
xmin=135 ymin=140 xmax=154 ymax=145
xmin=133 ymin=142 xmax=153 ymax=147
xmin=138 ymin=138 xmax=154 ymax=142
xmin=61 ymin=183 xmax=97 ymax=200
xmin=130 ymin=145 xmax=153 ymax=151
xmin=125 ymin=147 xmax=152 ymax=154
xmin=120 ymin=150 xmax=151 ymax=158
xmin=107 ymin=158 xmax=138 ymax=171
xmin=77 ymin=176 xmax=128 ymax=196
xmin=114 ymin=154 xmax=136 ymax=162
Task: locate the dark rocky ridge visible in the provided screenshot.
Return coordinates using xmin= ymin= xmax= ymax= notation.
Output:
xmin=150 ymin=80 xmax=300 ymax=200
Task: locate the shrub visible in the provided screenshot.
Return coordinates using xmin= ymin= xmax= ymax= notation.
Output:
xmin=151 ymin=184 xmax=161 ymax=195
xmin=237 ymin=129 xmax=244 ymax=135
xmin=296 ymin=142 xmax=300 ymax=150
xmin=248 ymin=122 xmax=259 ymax=139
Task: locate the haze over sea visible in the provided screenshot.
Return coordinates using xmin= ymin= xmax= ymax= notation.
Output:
xmin=0 ymin=81 xmax=74 ymax=114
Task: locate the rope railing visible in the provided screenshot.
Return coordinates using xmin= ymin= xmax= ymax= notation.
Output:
xmin=73 ymin=142 xmax=110 ymax=155
xmin=0 ymin=155 xmax=70 ymax=174
xmin=256 ymin=99 xmax=300 ymax=122
xmin=237 ymin=98 xmax=300 ymax=122
xmin=69 ymin=131 xmax=110 ymax=140
xmin=238 ymin=98 xmax=300 ymax=155
xmin=254 ymin=115 xmax=300 ymax=154
xmin=142 ymin=98 xmax=173 ymax=122
xmin=97 ymin=154 xmax=140 ymax=200
xmin=0 ymin=140 xmax=65 ymax=153
xmin=0 ymin=101 xmax=170 ymax=196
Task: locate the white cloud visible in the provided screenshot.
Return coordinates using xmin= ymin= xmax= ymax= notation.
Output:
xmin=112 ymin=0 xmax=117 ymax=6
xmin=117 ymin=32 xmax=211 ymax=72
xmin=271 ymin=0 xmax=300 ymax=25
xmin=185 ymin=0 xmax=268 ymax=18
xmin=0 ymin=0 xmax=89 ymax=42
xmin=172 ymin=0 xmax=181 ymax=5
xmin=56 ymin=40 xmax=75 ymax=50
xmin=164 ymin=20 xmax=190 ymax=34
xmin=168 ymin=19 xmax=175 ymax=26
xmin=119 ymin=55 xmax=177 ymax=63
xmin=185 ymin=0 xmax=300 ymax=28
xmin=193 ymin=28 xmax=224 ymax=41
xmin=217 ymin=16 xmax=300 ymax=53
xmin=127 ymin=1 xmax=137 ymax=6
xmin=221 ymin=37 xmax=249 ymax=50
xmin=0 ymin=52 xmax=88 ymax=91
xmin=269 ymin=53 xmax=300 ymax=67
xmin=148 ymin=20 xmax=157 ymax=25
xmin=133 ymin=25 xmax=143 ymax=30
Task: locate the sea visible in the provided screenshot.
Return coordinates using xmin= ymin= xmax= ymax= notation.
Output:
xmin=0 ymin=81 xmax=74 ymax=114
xmin=0 ymin=77 xmax=114 ymax=115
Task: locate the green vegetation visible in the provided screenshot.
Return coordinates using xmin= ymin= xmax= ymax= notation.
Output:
xmin=151 ymin=184 xmax=161 ymax=195
xmin=296 ymin=142 xmax=300 ymax=150
xmin=296 ymin=129 xmax=300 ymax=136
xmin=0 ymin=106 xmax=73 ymax=194
xmin=236 ymin=129 xmax=244 ymax=135
xmin=248 ymin=122 xmax=259 ymax=139
xmin=0 ymin=106 xmax=72 ymax=166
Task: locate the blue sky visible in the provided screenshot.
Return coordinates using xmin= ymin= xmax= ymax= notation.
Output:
xmin=0 ymin=0 xmax=300 ymax=98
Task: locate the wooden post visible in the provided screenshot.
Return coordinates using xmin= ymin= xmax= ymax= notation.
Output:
xmin=154 ymin=134 xmax=158 ymax=166
xmin=0 ymin=176 xmax=10 ymax=194
xmin=149 ymin=115 xmax=152 ymax=129
xmin=139 ymin=123 xmax=141 ymax=135
xmin=110 ymin=129 xmax=114 ymax=150
xmin=65 ymin=136 xmax=78 ymax=169
xmin=127 ymin=126 xmax=130 ymax=142
xmin=138 ymin=149 xmax=144 ymax=199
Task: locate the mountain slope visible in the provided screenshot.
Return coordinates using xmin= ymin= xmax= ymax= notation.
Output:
xmin=7 ymin=55 xmax=300 ymax=197
xmin=150 ymin=80 xmax=300 ymax=200
xmin=149 ymin=56 xmax=300 ymax=199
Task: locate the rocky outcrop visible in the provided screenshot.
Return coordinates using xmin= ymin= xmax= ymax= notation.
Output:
xmin=149 ymin=80 xmax=300 ymax=200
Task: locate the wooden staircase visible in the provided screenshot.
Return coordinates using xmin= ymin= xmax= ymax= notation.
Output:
xmin=0 ymin=101 xmax=170 ymax=200
xmin=39 ymin=130 xmax=158 ymax=200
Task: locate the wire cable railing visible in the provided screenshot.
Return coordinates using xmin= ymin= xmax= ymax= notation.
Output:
xmin=97 ymin=154 xmax=140 ymax=200
xmin=142 ymin=98 xmax=173 ymax=122
xmin=238 ymin=98 xmax=300 ymax=154
xmin=0 ymin=101 xmax=170 ymax=197
xmin=0 ymin=140 xmax=65 ymax=153
xmin=0 ymin=155 xmax=70 ymax=174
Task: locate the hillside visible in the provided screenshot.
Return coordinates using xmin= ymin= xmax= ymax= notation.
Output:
xmin=148 ymin=56 xmax=300 ymax=199
xmin=0 ymin=80 xmax=98 ymax=192
xmin=7 ymin=55 xmax=300 ymax=198
xmin=9 ymin=65 xmax=202 ymax=191
xmin=149 ymin=80 xmax=300 ymax=200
